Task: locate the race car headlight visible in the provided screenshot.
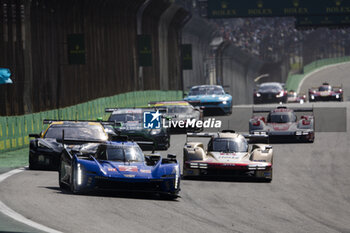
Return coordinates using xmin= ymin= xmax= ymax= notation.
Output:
xmin=190 ymin=162 xmax=199 ymax=168
xmin=150 ymin=129 xmax=162 ymax=135
xmin=296 ymin=131 xmax=302 ymax=136
xmin=276 ymin=91 xmax=284 ymax=98
xmin=219 ymin=96 xmax=228 ymax=101
xmin=37 ymin=140 xmax=50 ymax=149
xmin=175 ymin=166 xmax=179 ymax=189
xmin=222 ymin=100 xmax=227 ymax=105
xmin=336 ymin=94 xmax=339 ymax=99
xmin=77 ymin=163 xmax=83 ymax=186
xmin=311 ymin=95 xmax=315 ymax=99
xmin=253 ymin=131 xmax=266 ymax=135
xmin=255 ymin=93 xmax=261 ymax=97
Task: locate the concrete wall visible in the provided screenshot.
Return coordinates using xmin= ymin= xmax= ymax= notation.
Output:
xmin=182 ymin=16 xmax=219 ymax=91
xmin=218 ymin=43 xmax=264 ymax=105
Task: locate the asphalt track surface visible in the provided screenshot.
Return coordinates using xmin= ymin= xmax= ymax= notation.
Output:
xmin=1 ymin=62 xmax=350 ymax=233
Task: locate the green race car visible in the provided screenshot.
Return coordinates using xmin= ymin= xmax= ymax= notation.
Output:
xmin=105 ymin=108 xmax=170 ymax=150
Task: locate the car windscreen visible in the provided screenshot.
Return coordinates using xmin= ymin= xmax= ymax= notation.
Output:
xmin=105 ymin=146 xmax=144 ymax=162
xmin=319 ymin=86 xmax=331 ymax=91
xmin=167 ymin=105 xmax=193 ymax=114
xmin=109 ymin=113 xmax=143 ymax=122
xmin=258 ymin=84 xmax=282 ymax=92
xmin=189 ymin=86 xmax=225 ymax=95
xmin=267 ymin=112 xmax=296 ymax=123
xmin=44 ymin=124 xmax=108 ymax=141
xmin=210 ymin=138 xmax=248 ymax=153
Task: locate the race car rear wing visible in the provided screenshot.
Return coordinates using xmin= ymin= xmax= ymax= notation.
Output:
xmin=186 ymin=132 xmax=269 ymax=143
xmin=242 ymin=134 xmax=269 ymax=143
xmin=135 ymin=141 xmax=155 ymax=153
xmin=252 ymin=106 xmax=313 ymax=113
xmin=43 ymin=119 xmax=117 ymax=126
xmin=105 ymin=108 xmax=118 ymax=113
xmin=105 ymin=107 xmax=167 ymax=114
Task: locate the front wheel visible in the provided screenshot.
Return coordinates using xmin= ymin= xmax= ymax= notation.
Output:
xmin=29 ymin=154 xmax=37 ymax=170
xmin=58 ymin=157 xmax=67 ymax=190
xmin=158 ymin=193 xmax=179 ymax=200
xmin=70 ymin=163 xmax=80 ymax=194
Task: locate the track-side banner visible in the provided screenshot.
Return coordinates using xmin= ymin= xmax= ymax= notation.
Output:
xmin=207 ymin=0 xmax=350 ymax=18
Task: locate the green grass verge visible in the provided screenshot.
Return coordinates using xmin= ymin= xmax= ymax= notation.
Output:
xmin=285 ymin=56 xmax=350 ymax=92
xmin=0 ymin=147 xmax=28 ymax=169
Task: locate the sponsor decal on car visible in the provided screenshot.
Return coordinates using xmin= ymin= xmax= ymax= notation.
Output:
xmin=140 ymin=169 xmax=151 ymax=173
xmin=107 ymin=168 xmax=117 ymax=172
xmin=118 ymin=165 xmax=138 ymax=172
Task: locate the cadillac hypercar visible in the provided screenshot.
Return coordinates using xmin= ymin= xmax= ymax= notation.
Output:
xmin=59 ymin=139 xmax=180 ymax=199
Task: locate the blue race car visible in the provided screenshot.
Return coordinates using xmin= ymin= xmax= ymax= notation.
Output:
xmin=184 ymin=85 xmax=232 ymax=115
xmin=58 ymin=138 xmax=181 ymax=199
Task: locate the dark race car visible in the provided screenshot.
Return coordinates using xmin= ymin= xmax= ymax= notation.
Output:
xmin=287 ymin=90 xmax=306 ymax=104
xmin=105 ymin=108 xmax=170 ymax=150
xmin=249 ymin=106 xmax=314 ymax=143
xmin=254 ymin=82 xmax=287 ymax=104
xmin=308 ymin=82 xmax=343 ymax=102
xmin=148 ymin=101 xmax=203 ymax=133
xmin=29 ymin=120 xmax=115 ymax=170
xmin=59 ymin=138 xmax=180 ymax=199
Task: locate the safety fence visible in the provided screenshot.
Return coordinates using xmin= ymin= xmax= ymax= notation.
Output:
xmin=285 ymin=56 xmax=350 ymax=92
xmin=0 ymin=90 xmax=183 ymax=153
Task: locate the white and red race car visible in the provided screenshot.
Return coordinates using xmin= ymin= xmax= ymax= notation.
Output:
xmin=308 ymin=82 xmax=343 ymax=102
xmin=287 ymin=90 xmax=306 ymax=104
xmin=249 ymin=106 xmax=314 ymax=143
xmin=183 ymin=131 xmax=273 ymax=181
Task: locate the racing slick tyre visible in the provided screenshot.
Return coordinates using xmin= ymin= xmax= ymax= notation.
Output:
xmin=255 ymin=158 xmax=273 ymax=182
xmin=28 ymin=154 xmax=38 ymax=170
xmin=157 ymin=138 xmax=170 ymax=150
xmin=159 ymin=193 xmax=178 ymax=200
xmin=58 ymin=158 xmax=68 ymax=190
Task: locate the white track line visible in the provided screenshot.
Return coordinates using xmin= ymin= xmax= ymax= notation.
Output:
xmin=0 ymin=168 xmax=62 ymax=233
xmin=297 ymin=61 xmax=350 ymax=94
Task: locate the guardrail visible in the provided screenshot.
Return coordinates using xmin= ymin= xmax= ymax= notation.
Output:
xmin=285 ymin=56 xmax=350 ymax=92
xmin=0 ymin=90 xmax=183 ymax=153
